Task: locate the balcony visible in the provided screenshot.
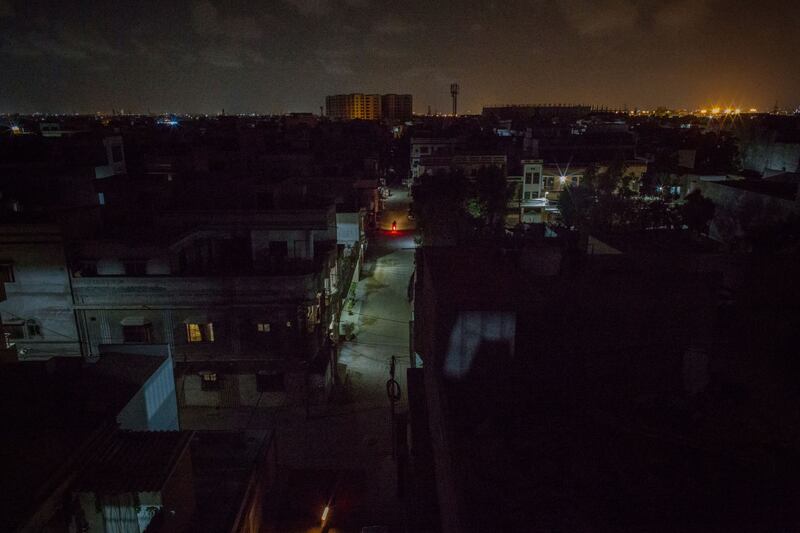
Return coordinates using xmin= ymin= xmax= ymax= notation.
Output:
xmin=72 ymin=273 xmax=321 ymax=307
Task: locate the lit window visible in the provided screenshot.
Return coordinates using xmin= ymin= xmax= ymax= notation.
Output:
xmin=256 ymin=323 xmax=271 ymax=333
xmin=187 ymin=323 xmax=215 ymax=343
xmin=201 ymin=371 xmax=221 ymax=390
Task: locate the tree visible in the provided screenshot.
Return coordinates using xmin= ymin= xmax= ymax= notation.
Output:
xmin=410 ymin=169 xmax=471 ymax=244
xmin=471 ymin=165 xmax=511 ymax=235
xmin=558 ymin=183 xmax=594 ymax=230
xmin=682 ymin=189 xmax=716 ymax=236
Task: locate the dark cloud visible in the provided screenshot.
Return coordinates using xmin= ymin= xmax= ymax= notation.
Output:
xmin=556 ymin=0 xmax=638 ymax=36
xmin=0 ymin=0 xmax=13 ymax=17
xmin=0 ymin=0 xmax=797 ymax=114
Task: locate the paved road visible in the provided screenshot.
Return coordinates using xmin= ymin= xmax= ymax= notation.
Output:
xmin=272 ymin=188 xmax=416 ymax=532
xmin=339 ymin=187 xmax=416 ymax=404
xmin=181 ymin=188 xmax=417 ymax=532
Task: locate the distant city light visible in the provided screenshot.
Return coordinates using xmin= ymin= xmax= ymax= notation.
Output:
xmin=749 ymin=108 xmax=758 ymax=113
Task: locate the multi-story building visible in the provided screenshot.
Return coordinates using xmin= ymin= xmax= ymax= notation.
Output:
xmin=410 ymin=137 xmax=459 ymax=179
xmin=326 ymin=93 xmax=383 ymax=121
xmin=68 ymin=205 xmax=350 ymax=409
xmin=408 ymin=243 xmax=799 ymax=531
xmin=0 ymin=224 xmax=82 ymax=359
xmin=381 ymin=94 xmax=413 ymax=122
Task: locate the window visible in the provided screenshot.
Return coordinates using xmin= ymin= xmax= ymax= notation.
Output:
xmin=77 ymin=261 xmax=98 ymax=277
xmin=200 ymin=372 xmax=221 ymax=391
xmin=269 ymin=241 xmax=288 ymax=259
xmin=256 ymin=322 xmax=271 ymax=333
xmin=524 ymin=172 xmax=532 ymax=184
xmin=524 ymin=191 xmax=532 ymax=200
xmin=187 ymin=323 xmax=215 ymax=343
xmin=124 ymin=261 xmax=147 ymax=276
xmin=26 ymin=319 xmax=42 ymax=337
xmin=532 ymin=172 xmax=541 ymax=184
xmin=0 ymin=263 xmax=14 ymax=284
xmin=123 ymin=324 xmax=152 ymax=343
xmin=293 ymin=240 xmax=306 ymax=259
xmin=2 ymin=322 xmax=25 ymax=339
xmin=111 ymin=145 xmax=123 ymax=163
xmin=256 ymin=372 xmax=284 ymax=392
xmin=97 ymin=192 xmax=106 ymax=205
xmin=306 ymin=304 xmax=321 ymax=332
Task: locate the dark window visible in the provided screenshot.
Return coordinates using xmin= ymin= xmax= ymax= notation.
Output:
xmin=77 ymin=261 xmax=98 ymax=277
xmin=0 ymin=263 xmax=14 ymax=284
xmin=532 ymin=172 xmax=541 ymax=184
xmin=200 ymin=372 xmax=222 ymax=391
xmin=111 ymin=145 xmax=123 ymax=163
xmin=256 ymin=372 xmax=284 ymax=392
xmin=257 ymin=192 xmax=274 ymax=210
xmin=124 ymin=261 xmax=147 ymax=276
xmin=26 ymin=320 xmax=42 ymax=337
xmin=524 ymin=172 xmax=532 ymax=184
xmin=123 ymin=324 xmax=152 ymax=343
xmin=269 ymin=241 xmax=288 ymax=259
xmin=2 ymin=323 xmax=25 ymax=339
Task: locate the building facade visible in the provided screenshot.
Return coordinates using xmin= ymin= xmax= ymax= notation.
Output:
xmin=381 ymin=94 xmax=413 ymax=122
xmin=0 ymin=224 xmax=82 ymax=359
xmin=326 ymin=93 xmax=383 ymax=121
xmin=69 ymin=207 xmax=348 ymax=408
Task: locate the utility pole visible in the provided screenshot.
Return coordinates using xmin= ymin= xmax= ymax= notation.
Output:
xmin=450 ymin=83 xmax=460 ymax=116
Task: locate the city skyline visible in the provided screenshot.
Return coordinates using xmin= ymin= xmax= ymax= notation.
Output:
xmin=1 ymin=0 xmax=799 ymax=114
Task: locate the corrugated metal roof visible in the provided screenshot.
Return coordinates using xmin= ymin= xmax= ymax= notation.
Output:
xmin=75 ymin=431 xmax=192 ymax=494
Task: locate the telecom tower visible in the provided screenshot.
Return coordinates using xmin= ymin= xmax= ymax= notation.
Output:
xmin=450 ymin=83 xmax=460 ymax=116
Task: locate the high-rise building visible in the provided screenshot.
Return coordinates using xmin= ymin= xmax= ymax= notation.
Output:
xmin=326 ymin=93 xmax=382 ymax=120
xmin=326 ymin=93 xmax=412 ymax=121
xmin=381 ymin=94 xmax=413 ymax=122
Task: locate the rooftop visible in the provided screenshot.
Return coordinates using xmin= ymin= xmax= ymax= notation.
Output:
xmin=74 ymin=431 xmax=193 ymax=493
xmin=718 ymin=179 xmax=798 ymax=201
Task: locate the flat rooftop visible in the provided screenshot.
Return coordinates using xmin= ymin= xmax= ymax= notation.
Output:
xmin=719 ymin=179 xmax=798 ymax=201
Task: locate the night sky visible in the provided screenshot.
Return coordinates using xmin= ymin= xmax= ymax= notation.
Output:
xmin=1 ymin=0 xmax=798 ymax=114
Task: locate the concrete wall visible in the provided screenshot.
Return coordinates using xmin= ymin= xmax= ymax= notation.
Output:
xmin=691 ymin=179 xmax=800 ymax=243
xmin=179 ymin=372 xmax=288 ymax=408
xmin=336 ymin=212 xmax=361 ymax=247
xmin=100 ymin=343 xmax=180 ymax=431
xmin=742 ymin=140 xmax=800 ymax=174
xmin=0 ymin=225 xmax=81 ymax=358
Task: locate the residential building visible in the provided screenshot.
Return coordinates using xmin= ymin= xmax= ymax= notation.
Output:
xmin=409 ymin=242 xmax=798 ymax=531
xmin=0 ymin=224 xmax=82 ymax=359
xmin=0 ymin=344 xmax=180 ymax=531
xmin=0 ymin=343 xmax=276 ymax=533
xmin=69 ymin=206 xmax=347 ymax=408
xmin=381 ymin=93 xmax=413 ymax=122
xmin=326 ymin=93 xmax=383 ymax=121
xmin=687 ymin=175 xmax=800 ymax=245
xmin=410 ymin=137 xmax=459 ymax=179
